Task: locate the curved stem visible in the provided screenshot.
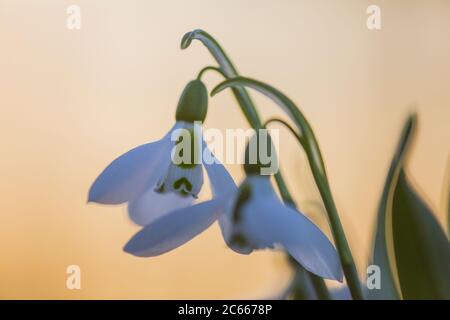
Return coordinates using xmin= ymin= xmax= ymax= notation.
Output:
xmin=182 ymin=29 xmax=329 ymax=300
xmin=197 ymin=66 xmax=226 ymax=80
xmin=310 ymin=273 xmax=332 ymax=300
xmin=182 ymin=29 xmax=262 ymax=128
xmin=212 ymin=77 xmax=363 ymax=300
xmin=264 ymin=118 xmax=308 ymax=207
xmin=264 ymin=118 xmax=344 ymax=301
xmin=264 ymin=118 xmax=305 ymax=148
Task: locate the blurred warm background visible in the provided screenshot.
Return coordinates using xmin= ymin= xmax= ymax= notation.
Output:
xmin=0 ymin=0 xmax=449 ymax=299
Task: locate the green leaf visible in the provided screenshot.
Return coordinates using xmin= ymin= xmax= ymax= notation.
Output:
xmin=370 ymin=114 xmax=450 ymax=300
xmin=393 ymin=171 xmax=450 ymax=299
xmin=442 ymin=158 xmax=450 ymax=236
xmin=447 ymin=165 xmax=450 ymax=235
xmin=369 ymin=114 xmax=417 ymax=300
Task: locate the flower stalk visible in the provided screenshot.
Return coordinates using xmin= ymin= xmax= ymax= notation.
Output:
xmin=211 ymin=77 xmax=363 ymax=300
xmin=181 ymin=29 xmax=331 ymax=299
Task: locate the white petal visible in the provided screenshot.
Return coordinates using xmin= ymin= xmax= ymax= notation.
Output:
xmin=202 ymin=143 xmax=239 ymax=249
xmin=202 ymin=142 xmax=237 ymax=197
xmin=234 ymin=176 xmax=343 ymax=281
xmin=280 ymin=208 xmax=343 ymax=281
xmin=128 ymin=190 xmax=193 ymax=226
xmin=245 ymin=196 xmax=343 ymax=281
xmin=124 ymin=198 xmax=226 ymax=257
xmin=219 ymin=212 xmax=253 ymax=255
xmin=218 ymin=189 xmax=253 ymax=255
xmin=221 ymin=176 xmax=271 ymax=254
xmin=88 ymin=131 xmax=173 ymax=204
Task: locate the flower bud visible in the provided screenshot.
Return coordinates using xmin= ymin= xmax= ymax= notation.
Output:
xmin=175 ymin=80 xmax=208 ymax=123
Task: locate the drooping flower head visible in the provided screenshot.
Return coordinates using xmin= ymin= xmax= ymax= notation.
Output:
xmin=123 ymin=131 xmax=343 ymax=281
xmin=216 ymin=133 xmax=343 ymax=280
xmin=88 ymin=79 xmax=231 ymax=227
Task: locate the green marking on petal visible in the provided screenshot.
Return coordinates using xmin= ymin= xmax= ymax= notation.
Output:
xmin=173 ymin=177 xmax=193 ymax=193
xmin=230 ymin=233 xmax=249 ymax=247
xmin=156 ymin=159 xmax=203 ymax=198
xmin=154 ymin=184 xmax=165 ymax=193
xmin=232 ymin=183 xmax=252 ymax=223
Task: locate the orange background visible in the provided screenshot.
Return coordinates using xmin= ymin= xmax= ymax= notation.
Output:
xmin=0 ymin=0 xmax=449 ymax=298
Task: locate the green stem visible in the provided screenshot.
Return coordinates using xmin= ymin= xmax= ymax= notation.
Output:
xmin=285 ymin=262 xmax=330 ymax=300
xmin=264 ymin=118 xmax=305 ymax=148
xmin=197 ymin=66 xmax=226 ymax=80
xmin=211 ymin=77 xmax=363 ymax=300
xmin=310 ymin=273 xmax=332 ymax=300
xmin=265 ymin=118 xmax=338 ymax=299
xmin=183 ymin=29 xmax=330 ymax=300
xmin=182 ymin=30 xmax=261 ymax=128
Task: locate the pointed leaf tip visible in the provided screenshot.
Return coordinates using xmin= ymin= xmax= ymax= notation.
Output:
xmin=370 ymin=114 xmax=418 ymax=300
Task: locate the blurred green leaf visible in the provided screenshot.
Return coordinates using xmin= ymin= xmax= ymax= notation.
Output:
xmin=393 ymin=171 xmax=450 ymax=299
xmin=448 ymin=173 xmax=450 ymax=235
xmin=371 ymin=114 xmax=450 ymax=300
xmin=369 ymin=115 xmax=417 ymax=300
xmin=443 ymin=158 xmax=450 ymax=236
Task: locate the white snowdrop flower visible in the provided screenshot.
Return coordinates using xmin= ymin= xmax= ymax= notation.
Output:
xmin=124 ymin=133 xmax=343 ymax=281
xmin=88 ymin=80 xmax=230 ymax=227
xmin=221 ymin=175 xmax=343 ymax=281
